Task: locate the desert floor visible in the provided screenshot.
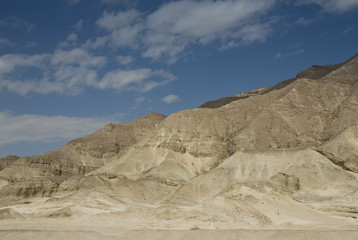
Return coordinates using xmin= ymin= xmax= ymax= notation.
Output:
xmin=1 ymin=218 xmax=358 ymax=240
xmin=1 ymin=229 xmax=358 ymax=240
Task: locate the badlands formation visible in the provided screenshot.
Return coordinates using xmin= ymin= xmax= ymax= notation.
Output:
xmin=1 ymin=54 xmax=358 ymax=239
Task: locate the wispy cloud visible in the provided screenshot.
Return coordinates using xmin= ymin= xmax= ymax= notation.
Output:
xmin=74 ymin=19 xmax=84 ymax=31
xmin=162 ymin=94 xmax=180 ymax=104
xmin=0 ymin=53 xmax=49 ymax=74
xmin=97 ymin=69 xmax=175 ymax=92
xmin=0 ymin=48 xmax=175 ymax=95
xmin=296 ymin=16 xmax=313 ymax=25
xmin=274 ymin=49 xmax=304 ymax=59
xmin=0 ymin=38 xmax=13 ymax=47
xmin=97 ymin=10 xmax=141 ymax=32
xmin=342 ymin=26 xmax=354 ymax=34
xmin=0 ymin=16 xmax=34 ymax=32
xmin=95 ymin=0 xmax=277 ymax=63
xmin=132 ymin=96 xmax=146 ymax=109
xmin=97 ymin=10 xmax=143 ymax=48
xmin=116 ymin=55 xmax=135 ymax=65
xmin=25 ymin=41 xmax=37 ymax=48
xmin=0 ymin=111 xmax=120 ymax=145
xmin=82 ymin=36 xmax=109 ymax=50
xmin=67 ymin=33 xmax=78 ymax=41
xmin=58 ymin=33 xmax=79 ymax=49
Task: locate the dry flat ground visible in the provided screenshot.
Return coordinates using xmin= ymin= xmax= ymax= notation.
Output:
xmin=1 ymin=216 xmax=358 ymax=240
xmin=1 ymin=229 xmax=358 ymax=240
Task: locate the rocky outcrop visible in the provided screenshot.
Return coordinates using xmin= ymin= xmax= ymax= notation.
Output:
xmin=0 ymin=208 xmax=23 ymax=219
xmin=0 ymin=155 xmax=20 ymax=171
xmin=0 ymin=112 xmax=167 ymax=181
xmin=47 ymin=207 xmax=74 ymax=218
xmin=0 ymin=180 xmax=59 ymax=199
xmin=270 ymin=173 xmax=300 ymax=191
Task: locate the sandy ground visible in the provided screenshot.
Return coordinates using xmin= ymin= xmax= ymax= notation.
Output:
xmin=1 ymin=217 xmax=358 ymax=240
xmin=1 ymin=229 xmax=358 ymax=240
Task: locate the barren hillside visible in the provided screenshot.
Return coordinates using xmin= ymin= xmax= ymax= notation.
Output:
xmin=1 ymin=54 xmax=358 ymax=237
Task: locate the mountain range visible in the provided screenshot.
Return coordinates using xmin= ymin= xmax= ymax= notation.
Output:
xmin=0 ymin=54 xmax=358 ymax=234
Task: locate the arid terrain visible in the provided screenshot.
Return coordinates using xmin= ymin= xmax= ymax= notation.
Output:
xmin=1 ymin=54 xmax=358 ymax=239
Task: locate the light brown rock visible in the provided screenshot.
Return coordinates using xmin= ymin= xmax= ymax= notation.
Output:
xmin=0 ymin=54 xmax=358 ymax=234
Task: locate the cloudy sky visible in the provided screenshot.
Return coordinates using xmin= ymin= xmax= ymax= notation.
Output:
xmin=1 ymin=0 xmax=358 ymax=157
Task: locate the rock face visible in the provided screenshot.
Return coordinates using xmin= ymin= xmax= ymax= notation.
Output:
xmin=270 ymin=173 xmax=300 ymax=191
xmin=0 ymin=54 xmax=358 ymax=229
xmin=0 ymin=155 xmax=19 ymax=171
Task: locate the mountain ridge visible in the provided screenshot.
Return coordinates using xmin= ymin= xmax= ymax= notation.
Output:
xmin=0 ymin=53 xmax=358 ymax=230
xmin=199 ymin=53 xmax=358 ymax=109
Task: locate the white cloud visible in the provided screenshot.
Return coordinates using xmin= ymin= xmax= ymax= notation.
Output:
xmin=274 ymin=53 xmax=283 ymax=59
xmin=0 ymin=48 xmax=174 ymax=95
xmin=74 ymin=19 xmax=84 ymax=31
xmin=149 ymin=0 xmax=273 ymax=40
xmin=296 ymin=0 xmax=358 ymax=13
xmin=0 ymin=54 xmax=52 ymax=95
xmin=0 ymin=38 xmax=12 ymax=47
xmin=109 ymin=25 xmax=143 ymax=48
xmin=96 ymin=69 xmax=175 ymax=92
xmin=83 ymin=36 xmax=109 ymax=50
xmin=162 ymin=94 xmax=180 ymax=104
xmin=232 ymin=22 xmax=273 ymax=43
xmin=58 ymin=33 xmax=79 ymax=49
xmin=95 ymin=0 xmax=277 ymax=63
xmin=97 ymin=10 xmax=141 ymax=31
xmin=0 ymin=1 xmax=283 ymax=95
xmin=274 ymin=49 xmax=304 ymax=59
xmin=67 ymin=33 xmax=78 ymax=41
xmin=0 ymin=51 xmax=95 ymax=95
xmin=51 ymin=48 xmax=106 ymax=67
xmin=0 ymin=53 xmax=49 ymax=75
xmin=343 ymin=26 xmax=354 ymax=34
xmin=144 ymin=0 xmax=276 ymax=62
xmin=97 ymin=10 xmax=143 ymax=48
xmin=296 ymin=17 xmax=313 ymax=25
xmin=0 ymin=78 xmax=69 ymax=95
xmin=45 ymin=48 xmax=106 ymax=94
xmin=58 ymin=41 xmax=70 ymax=49
xmin=25 ymin=41 xmax=37 ymax=48
xmin=135 ymin=96 xmax=145 ymax=103
xmin=0 ymin=111 xmax=118 ymax=145
xmin=116 ymin=55 xmax=135 ymax=65
xmin=132 ymin=96 xmax=146 ymax=109
xmin=0 ymin=16 xmax=34 ymax=32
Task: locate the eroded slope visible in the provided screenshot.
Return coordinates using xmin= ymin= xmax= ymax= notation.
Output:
xmin=0 ymin=54 xmax=358 ymax=229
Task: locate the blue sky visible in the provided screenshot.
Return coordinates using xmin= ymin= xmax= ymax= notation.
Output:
xmin=0 ymin=0 xmax=358 ymax=157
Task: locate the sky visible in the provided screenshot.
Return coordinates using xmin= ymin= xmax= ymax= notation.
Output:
xmin=0 ymin=0 xmax=358 ymax=158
